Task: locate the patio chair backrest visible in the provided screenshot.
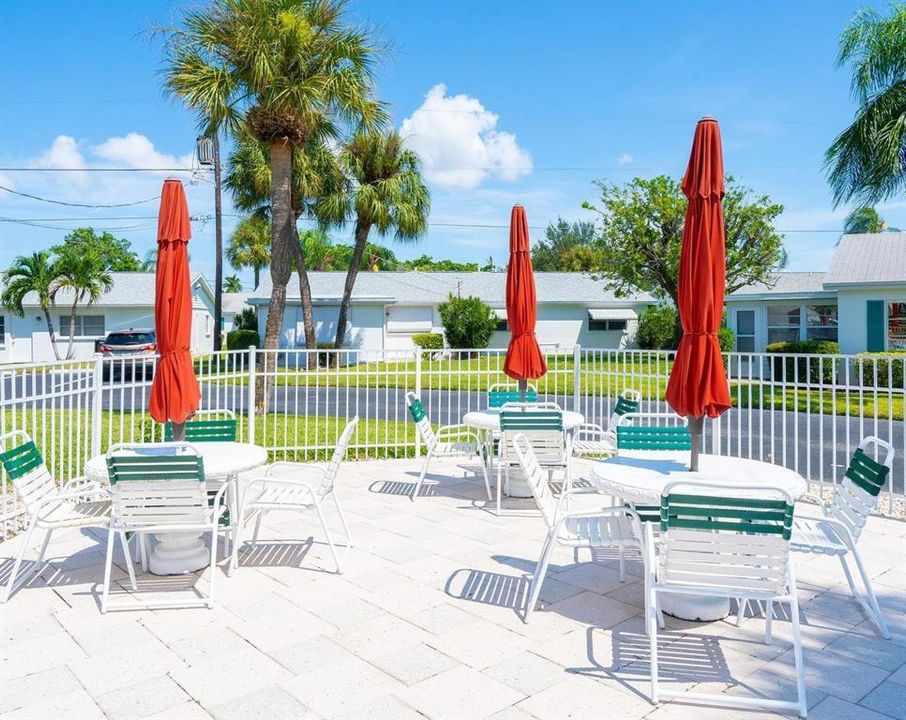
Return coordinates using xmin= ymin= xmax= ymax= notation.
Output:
xmin=106 ymin=443 xmax=207 ymax=528
xmin=616 ymin=413 xmax=691 ymax=461
xmin=512 ymin=433 xmax=558 ymax=528
xmin=608 ymin=389 xmax=642 ymax=430
xmin=0 ymin=430 xmax=57 ymax=514
xmin=406 ymin=391 xmax=438 ymax=449
xmin=488 ymin=383 xmax=538 ymax=408
xmin=164 ymin=409 xmax=237 ymax=442
xmin=830 ymin=436 xmax=894 ymax=541
xmin=319 ymin=416 xmax=359 ymax=496
xmin=500 ymin=403 xmax=565 ymax=464
xmin=659 ymin=481 xmax=794 ymax=597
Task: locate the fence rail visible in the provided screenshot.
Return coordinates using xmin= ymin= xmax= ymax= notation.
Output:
xmin=2 ymin=346 xmax=903 ymax=536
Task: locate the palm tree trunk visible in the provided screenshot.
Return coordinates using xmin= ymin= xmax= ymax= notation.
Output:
xmin=43 ymin=306 xmax=61 ymax=361
xmin=288 ymin=229 xmax=318 ymax=370
xmin=253 ymin=265 xmax=260 ymax=291
xmin=334 ymin=218 xmax=371 ymax=351
xmin=258 ymin=141 xmax=294 ymax=414
xmin=66 ymin=299 xmax=78 ymax=360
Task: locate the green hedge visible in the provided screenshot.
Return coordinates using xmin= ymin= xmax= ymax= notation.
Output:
xmin=412 ymin=332 xmax=444 ymax=359
xmin=853 ymin=351 xmax=905 ymax=389
xmin=765 ymin=340 xmax=840 ymax=384
xmin=226 ymin=329 xmax=260 ymax=351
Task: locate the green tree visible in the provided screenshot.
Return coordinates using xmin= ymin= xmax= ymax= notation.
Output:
xmin=165 ymin=0 xmax=385 ymax=372
xmin=582 ymin=175 xmax=786 ymax=308
xmin=52 ymin=246 xmax=113 ymax=359
xmin=531 ymin=218 xmax=599 ymax=271
xmin=141 ymin=249 xmax=157 ymax=272
xmin=401 ymin=255 xmax=480 ymax=272
xmin=227 ymin=214 xmax=271 ymax=289
xmin=53 ymin=228 xmax=141 ymax=272
xmin=1 ymin=251 xmax=64 ymax=361
xmin=437 ymin=294 xmax=497 ymax=351
xmin=825 ymin=5 xmax=906 ymax=206
xmin=844 ymin=206 xmax=887 ymax=233
xmin=318 ymin=130 xmax=430 ymax=349
xmin=224 ymin=275 xmax=243 ymax=293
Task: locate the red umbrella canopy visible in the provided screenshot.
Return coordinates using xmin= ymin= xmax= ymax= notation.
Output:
xmin=149 ymin=179 xmax=201 ymax=425
xmin=664 ymin=118 xmax=732 ymax=419
xmin=503 ymin=205 xmax=548 ymax=381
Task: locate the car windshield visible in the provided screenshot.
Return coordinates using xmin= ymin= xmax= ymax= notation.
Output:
xmin=105 ymin=333 xmax=154 ymax=345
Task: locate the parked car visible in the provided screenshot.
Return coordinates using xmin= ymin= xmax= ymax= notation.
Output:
xmin=98 ymin=329 xmax=157 ymax=380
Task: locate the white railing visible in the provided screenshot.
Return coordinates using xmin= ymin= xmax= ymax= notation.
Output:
xmin=2 ymin=346 xmax=903 ymax=536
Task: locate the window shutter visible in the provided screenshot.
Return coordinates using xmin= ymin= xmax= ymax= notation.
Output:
xmin=866 ymin=301 xmax=885 ymax=352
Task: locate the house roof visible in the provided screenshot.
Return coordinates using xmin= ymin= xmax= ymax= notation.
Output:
xmin=727 ymin=272 xmax=830 ymax=300
xmin=824 ymin=232 xmax=906 ymax=287
xmin=250 ymin=271 xmax=655 ymax=306
xmin=222 ymin=293 xmax=252 ymax=314
xmin=5 ymin=272 xmax=209 ymax=307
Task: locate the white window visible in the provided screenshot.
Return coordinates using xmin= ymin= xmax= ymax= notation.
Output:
xmin=587 ymin=308 xmax=635 ymax=332
xmin=735 ymin=310 xmax=756 ymax=352
xmin=59 ymin=314 xmax=105 ymax=338
xmin=806 ymin=305 xmax=838 ymax=341
xmin=767 ymin=305 xmax=801 ymax=344
xmin=890 ymin=301 xmax=906 ymax=350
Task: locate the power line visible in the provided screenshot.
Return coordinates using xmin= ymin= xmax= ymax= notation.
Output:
xmin=0 ymin=164 xmax=827 ymax=173
xmin=0 ymin=167 xmax=194 ymax=173
xmin=0 ymin=184 xmax=161 ymax=208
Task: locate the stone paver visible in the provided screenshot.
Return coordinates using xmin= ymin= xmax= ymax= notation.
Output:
xmin=0 ymin=457 xmax=903 ymax=720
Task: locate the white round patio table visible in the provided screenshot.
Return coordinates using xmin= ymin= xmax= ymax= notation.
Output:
xmin=86 ymin=442 xmax=268 ymax=576
xmin=589 ymin=454 xmax=807 ymax=622
xmin=463 ymin=408 xmax=584 ymax=498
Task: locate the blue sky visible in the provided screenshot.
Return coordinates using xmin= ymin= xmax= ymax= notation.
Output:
xmin=1 ymin=0 xmax=903 ymax=290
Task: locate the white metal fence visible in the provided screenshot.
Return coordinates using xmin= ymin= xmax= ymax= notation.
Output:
xmin=2 ymin=346 xmax=903 ymax=536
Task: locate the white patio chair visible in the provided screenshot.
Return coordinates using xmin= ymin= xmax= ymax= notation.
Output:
xmin=0 ymin=430 xmax=114 ymax=603
xmin=229 ymin=417 xmax=358 ymax=575
xmin=103 ymin=443 xmax=226 ymax=611
xmin=497 ymin=402 xmax=571 ymax=515
xmin=572 ymin=388 xmax=642 ymax=457
xmin=646 ymin=481 xmax=806 ymax=718
xmin=406 ymin=392 xmax=490 ymax=501
xmin=487 ymin=382 xmax=538 ymax=407
xmin=512 ymin=433 xmax=642 ymax=622
xmin=790 ymin=436 xmax=895 ymax=639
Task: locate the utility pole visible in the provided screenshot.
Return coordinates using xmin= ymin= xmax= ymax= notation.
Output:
xmin=197 ymin=133 xmax=224 ymax=353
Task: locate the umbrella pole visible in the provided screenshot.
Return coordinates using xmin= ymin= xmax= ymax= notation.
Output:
xmin=171 ymin=422 xmax=186 ymax=442
xmin=518 ymin=379 xmax=527 ymax=403
xmin=689 ymin=416 xmax=703 ymax=471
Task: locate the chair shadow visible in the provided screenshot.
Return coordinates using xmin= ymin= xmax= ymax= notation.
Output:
xmin=369 ymin=462 xmax=488 ymax=501
xmin=232 ymin=538 xmax=322 ymax=571
xmin=444 ymin=567 xmax=529 ymax=619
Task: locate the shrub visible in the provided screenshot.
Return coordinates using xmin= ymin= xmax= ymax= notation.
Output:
xmin=437 ymin=294 xmax=497 ymax=350
xmin=717 ymin=325 xmax=735 ymax=353
xmin=636 ymin=305 xmax=677 ymax=350
xmin=226 ymin=329 xmax=259 ymax=351
xmin=853 ymin=351 xmax=905 ymax=388
xmin=234 ymin=306 xmax=258 ymax=331
xmin=315 ymin=342 xmax=334 ymax=368
xmin=412 ymin=332 xmax=444 ymax=359
xmin=765 ymin=339 xmax=840 ymax=384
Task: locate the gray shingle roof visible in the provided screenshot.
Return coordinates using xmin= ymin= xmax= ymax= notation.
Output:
xmin=727 ymin=272 xmax=830 ymax=299
xmin=7 ymin=272 xmax=160 ymax=307
xmin=249 ymin=271 xmax=655 ymax=306
xmin=221 ymin=292 xmax=252 ymax=314
xmin=824 ymin=232 xmax=906 ymax=286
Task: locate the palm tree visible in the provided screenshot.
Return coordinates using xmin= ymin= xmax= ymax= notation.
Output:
xmin=141 ymin=249 xmax=157 ymax=272
xmin=1 ymin=251 xmax=63 ymax=361
xmin=165 ymin=0 xmax=385 ymax=372
xmin=825 ymin=5 xmax=906 ymax=206
xmin=52 ymin=247 xmax=113 ymax=359
xmin=317 ymin=130 xmax=429 ymax=349
xmin=301 ymin=228 xmax=341 ymax=271
xmin=224 ymin=275 xmax=243 ymax=293
xmin=844 ymin=206 xmax=887 ymax=234
xmin=227 ymin=214 xmax=271 ymax=289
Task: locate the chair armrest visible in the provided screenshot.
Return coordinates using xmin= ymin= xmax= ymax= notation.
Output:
xmin=36 ymin=488 xmax=110 ymax=512
xmin=263 ymin=461 xmax=326 ymax=480
xmin=239 ymin=476 xmax=317 ymax=507
xmin=437 ymin=425 xmax=481 ymax=443
xmin=61 ymin=476 xmax=107 ymax=495
xmin=797 ymin=492 xmax=830 ymax=512
xmin=574 ymin=423 xmax=607 ymax=438
xmin=793 ymin=512 xmax=857 ymax=549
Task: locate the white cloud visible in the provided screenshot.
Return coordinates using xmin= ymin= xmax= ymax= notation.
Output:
xmin=91 ymin=132 xmax=194 ymax=169
xmin=36 ymin=135 xmax=86 ymax=170
xmin=617 ymin=153 xmax=634 ymax=166
xmin=400 ymin=84 xmax=532 ymax=189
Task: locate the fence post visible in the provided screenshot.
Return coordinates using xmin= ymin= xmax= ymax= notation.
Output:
xmin=247 ymin=346 xmax=257 ymax=445
xmin=91 ymin=356 xmax=103 ymax=457
xmin=414 ymin=348 xmax=422 ymax=457
xmin=572 ymin=344 xmax=581 ymax=412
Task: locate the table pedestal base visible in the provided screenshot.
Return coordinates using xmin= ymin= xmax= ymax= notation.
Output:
xmin=660 ymin=592 xmax=730 ymax=622
xmin=149 ymin=533 xmax=209 ymax=576
xmin=504 ymin=467 xmax=533 ymax=498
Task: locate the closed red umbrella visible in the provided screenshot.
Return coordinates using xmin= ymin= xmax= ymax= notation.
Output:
xmin=664 ymin=117 xmax=732 ymax=470
xmin=503 ymin=205 xmax=547 ymax=394
xmin=149 ymin=179 xmax=201 ymax=433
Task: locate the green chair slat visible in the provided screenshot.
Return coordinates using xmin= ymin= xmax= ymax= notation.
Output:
xmin=489 ymin=390 xmax=538 ymax=408
xmin=668 ymin=494 xmax=790 ymax=510
xmin=500 ymin=411 xmax=563 ymax=432
xmin=617 ymin=425 xmax=692 ymax=451
xmin=661 ymin=494 xmax=793 ymax=539
xmin=164 ymin=419 xmax=237 ymax=442
xmin=632 ymin=504 xmax=661 ymax=523
xmin=408 ymin=399 xmax=426 ymax=422
xmin=613 ymin=396 xmax=640 ymax=416
xmin=106 ymin=455 xmax=205 ymax=484
xmin=844 ymin=448 xmax=890 ymax=497
xmin=0 ymin=441 xmax=44 ymax=479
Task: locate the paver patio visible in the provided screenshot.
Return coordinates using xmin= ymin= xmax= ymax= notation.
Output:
xmin=1 ymin=456 xmax=904 ymax=720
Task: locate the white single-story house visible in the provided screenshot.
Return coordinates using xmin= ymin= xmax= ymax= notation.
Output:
xmin=248 ymin=271 xmax=656 ymax=356
xmin=726 ymin=232 xmax=906 ymax=354
xmin=0 ymin=272 xmax=216 ymax=364
xmin=222 ymin=292 xmax=253 ymax=334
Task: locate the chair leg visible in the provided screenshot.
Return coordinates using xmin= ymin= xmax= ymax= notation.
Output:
xmin=478 ymin=449 xmax=492 ymax=501
xmin=736 ymin=598 xmax=747 ymax=627
xmin=4 ymin=518 xmax=38 ymax=603
xmin=412 ymin=449 xmax=432 ymax=501
xmin=207 ymin=524 xmax=218 ymax=609
xmin=496 ymin=452 xmax=503 ymax=516
xmin=35 ymin=528 xmax=53 ymax=569
xmin=618 ymin=545 xmax=625 ymax=582
xmin=649 ymin=586 xmax=660 ymax=704
xmin=314 ymin=500 xmax=341 ymax=574
xmin=765 ymin=600 xmax=773 ymax=645
xmin=118 ymin=531 xmax=137 ymax=591
xmin=333 ymin=494 xmax=353 ymax=548
xmin=788 ymin=573 xmax=808 ymax=718
xmin=101 ymin=528 xmax=116 ymax=613
xmin=524 ymin=535 xmax=556 ymax=623
xmin=229 ymin=505 xmax=248 ymax=576
xmin=848 ymin=546 xmax=891 ymax=639
xmin=137 ymin=532 xmax=149 ymax=572
xmin=252 ymin=514 xmax=263 ymax=546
